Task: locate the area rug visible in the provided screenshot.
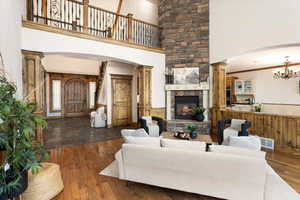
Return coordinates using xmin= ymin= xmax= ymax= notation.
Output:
xmin=99 ymin=160 xmax=119 ymax=178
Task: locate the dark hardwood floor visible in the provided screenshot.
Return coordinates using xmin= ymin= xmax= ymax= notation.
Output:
xmin=48 ymin=138 xmax=300 ymax=200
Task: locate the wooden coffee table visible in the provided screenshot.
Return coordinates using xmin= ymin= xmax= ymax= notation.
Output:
xmin=161 ymin=131 xmax=213 ymax=143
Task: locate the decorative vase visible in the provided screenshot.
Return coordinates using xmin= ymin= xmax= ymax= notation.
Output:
xmin=0 ymin=171 xmax=28 ymax=200
xmin=195 ymin=113 xmax=205 ymax=122
xmin=189 ymin=131 xmax=198 ymax=139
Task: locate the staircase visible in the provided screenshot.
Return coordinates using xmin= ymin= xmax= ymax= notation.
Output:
xmin=95 ymin=61 xmax=107 ymax=107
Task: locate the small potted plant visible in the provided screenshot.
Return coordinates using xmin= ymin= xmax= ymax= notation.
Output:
xmin=0 ymin=72 xmax=48 ymax=199
xmin=187 ymin=125 xmax=198 ymax=139
xmin=194 ymin=107 xmax=206 ymax=122
xmin=254 ymin=104 xmax=262 ymax=112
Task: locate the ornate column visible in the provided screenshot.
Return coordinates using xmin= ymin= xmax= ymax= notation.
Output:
xmin=212 ymin=62 xmax=227 ymax=109
xmin=22 ymin=50 xmax=46 ymax=144
xmin=138 ymin=65 xmax=153 ymax=117
xmin=202 ymin=90 xmax=209 ymax=121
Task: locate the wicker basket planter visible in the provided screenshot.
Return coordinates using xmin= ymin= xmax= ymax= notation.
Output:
xmin=22 ymin=163 xmax=64 ymax=200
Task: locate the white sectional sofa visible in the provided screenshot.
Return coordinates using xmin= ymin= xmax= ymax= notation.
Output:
xmin=115 ymin=138 xmax=300 ymax=200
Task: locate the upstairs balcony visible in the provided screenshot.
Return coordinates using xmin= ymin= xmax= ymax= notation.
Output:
xmin=25 ymin=0 xmax=162 ymax=51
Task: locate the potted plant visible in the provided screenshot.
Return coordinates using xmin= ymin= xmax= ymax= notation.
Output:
xmin=254 ymin=104 xmax=262 ymax=112
xmin=0 ymin=74 xmax=48 ymax=199
xmin=187 ymin=125 xmax=198 ymax=139
xmin=194 ymin=107 xmax=206 ymax=122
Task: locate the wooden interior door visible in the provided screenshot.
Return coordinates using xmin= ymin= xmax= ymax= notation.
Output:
xmin=64 ymin=79 xmax=88 ymax=117
xmin=112 ymin=75 xmax=132 ymax=126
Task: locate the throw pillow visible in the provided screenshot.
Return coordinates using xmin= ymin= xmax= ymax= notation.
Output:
xmin=124 ymin=136 xmax=161 ymax=147
xmin=161 ymin=139 xmax=206 ymax=151
xmin=211 ymin=145 xmax=266 ymax=159
xmin=229 ymin=136 xmax=261 ymax=151
xmin=230 ymin=119 xmax=246 ymax=131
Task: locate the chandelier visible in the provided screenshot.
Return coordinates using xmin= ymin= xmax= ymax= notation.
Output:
xmin=273 ymin=56 xmax=300 ymax=80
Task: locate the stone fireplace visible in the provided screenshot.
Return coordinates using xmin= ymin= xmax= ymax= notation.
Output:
xmin=165 ymin=82 xmax=210 ymax=134
xmin=165 ymin=82 xmax=209 ymax=121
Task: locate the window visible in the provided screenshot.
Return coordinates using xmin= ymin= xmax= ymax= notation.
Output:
xmin=89 ymin=82 xmax=96 ymax=109
xmin=52 ymin=80 xmax=61 ymax=111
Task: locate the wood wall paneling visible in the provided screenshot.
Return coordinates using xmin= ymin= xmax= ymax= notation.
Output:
xmin=212 ymin=62 xmax=226 ymax=109
xmin=138 ymin=66 xmax=153 ymax=117
xmin=22 ymin=50 xmax=46 ymax=143
xmin=150 ymin=107 xmax=166 ymax=119
xmin=211 ymin=109 xmax=300 ymax=150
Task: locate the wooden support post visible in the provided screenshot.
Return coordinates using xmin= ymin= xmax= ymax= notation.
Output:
xmin=127 ymin=13 xmax=133 ymax=42
xmin=212 ymin=62 xmax=227 ymax=109
xmin=22 ymin=50 xmax=46 ymax=144
xmin=138 ymin=66 xmax=153 ymax=117
xmin=27 ymin=0 xmax=34 ymax=21
xmin=42 ymin=0 xmax=48 ymax=24
xmin=83 ymin=0 xmax=89 ymax=33
xmin=111 ymin=0 xmax=123 ymax=38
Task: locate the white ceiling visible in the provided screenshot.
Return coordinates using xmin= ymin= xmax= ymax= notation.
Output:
xmin=226 ymin=44 xmax=300 ymax=73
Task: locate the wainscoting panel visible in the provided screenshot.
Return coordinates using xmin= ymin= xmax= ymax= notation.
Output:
xmin=211 ymin=108 xmax=300 ymax=150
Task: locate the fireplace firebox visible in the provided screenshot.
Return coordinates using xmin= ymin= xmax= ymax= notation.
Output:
xmin=175 ymin=96 xmax=199 ymax=120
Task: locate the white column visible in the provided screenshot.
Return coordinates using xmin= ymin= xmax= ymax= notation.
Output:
xmin=166 ymin=90 xmax=172 ymax=120
xmin=203 ymin=90 xmax=209 ymax=121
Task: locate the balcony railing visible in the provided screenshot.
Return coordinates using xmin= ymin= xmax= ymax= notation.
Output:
xmin=26 ymin=0 xmax=161 ymax=49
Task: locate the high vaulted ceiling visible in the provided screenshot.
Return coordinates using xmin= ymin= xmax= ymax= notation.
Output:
xmin=226 ymin=44 xmax=300 ymax=73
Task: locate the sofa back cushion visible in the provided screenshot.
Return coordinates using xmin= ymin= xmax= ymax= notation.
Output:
xmin=229 ymin=136 xmax=261 ymax=151
xmin=123 ymin=136 xmax=160 ymax=147
xmin=211 ymin=145 xmax=266 ymax=159
xmin=161 ymin=139 xmax=206 ymax=151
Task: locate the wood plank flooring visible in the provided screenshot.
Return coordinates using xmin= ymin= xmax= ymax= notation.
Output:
xmin=49 ymin=138 xmax=300 ymax=200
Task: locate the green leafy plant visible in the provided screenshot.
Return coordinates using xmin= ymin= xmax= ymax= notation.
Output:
xmin=254 ymin=104 xmax=262 ymax=112
xmin=0 ymin=74 xmax=49 ymax=196
xmin=186 ymin=125 xmax=198 ymax=132
xmin=194 ymin=107 xmax=206 ymax=114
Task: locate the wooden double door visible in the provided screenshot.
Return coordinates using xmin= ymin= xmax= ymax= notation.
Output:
xmin=112 ymin=75 xmax=132 ymax=126
xmin=64 ymin=79 xmax=88 ymax=117
xmin=49 ymin=73 xmax=97 ymax=117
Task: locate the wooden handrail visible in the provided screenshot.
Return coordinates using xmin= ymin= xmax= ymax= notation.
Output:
xmin=26 ymin=0 xmax=162 ymax=48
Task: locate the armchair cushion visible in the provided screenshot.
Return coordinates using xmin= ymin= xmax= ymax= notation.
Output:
xmin=230 ymin=119 xmax=246 ymax=131
xmin=140 ymin=116 xmax=166 ymax=136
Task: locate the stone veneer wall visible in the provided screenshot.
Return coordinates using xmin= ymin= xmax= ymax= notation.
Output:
xmin=171 ymin=90 xmax=203 ymax=119
xmin=159 ymin=0 xmax=209 ymax=81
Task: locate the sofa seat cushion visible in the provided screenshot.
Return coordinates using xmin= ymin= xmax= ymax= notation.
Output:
xmin=211 ymin=145 xmax=266 ymax=159
xmin=161 ymin=138 xmax=206 ymax=151
xmin=229 ymin=136 xmax=261 ymax=151
xmin=124 ymin=136 xmax=161 ymax=147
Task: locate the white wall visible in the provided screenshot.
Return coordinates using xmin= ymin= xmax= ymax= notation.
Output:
xmin=42 ymin=55 xmax=100 ymax=75
xmin=210 ymin=0 xmax=300 ymax=63
xmin=231 ymin=69 xmax=300 ymax=105
xmin=21 ymin=27 xmax=166 ymax=108
xmin=105 ymin=61 xmax=138 ymax=125
xmin=90 ymin=0 xmax=158 ymax=25
xmin=0 ymin=0 xmax=23 ymax=97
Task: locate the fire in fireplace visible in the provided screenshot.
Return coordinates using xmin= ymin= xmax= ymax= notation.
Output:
xmin=175 ymin=96 xmax=199 ymax=120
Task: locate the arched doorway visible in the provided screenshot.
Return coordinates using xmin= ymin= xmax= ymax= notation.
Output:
xmin=64 ymin=78 xmax=88 ymax=117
